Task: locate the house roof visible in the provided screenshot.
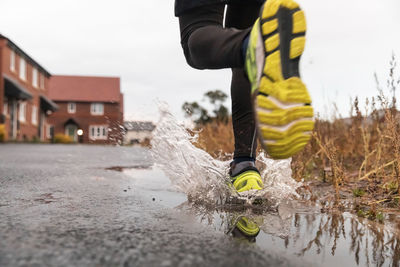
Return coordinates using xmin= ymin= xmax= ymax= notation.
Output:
xmin=39 ymin=95 xmax=58 ymax=112
xmin=3 ymin=74 xmax=33 ymax=100
xmin=0 ymin=34 xmax=51 ymax=77
xmin=124 ymin=121 xmax=155 ymax=131
xmin=49 ymin=75 xmax=121 ymax=102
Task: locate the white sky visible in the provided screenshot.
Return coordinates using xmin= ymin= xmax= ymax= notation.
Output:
xmin=1 ymin=0 xmax=399 ymax=121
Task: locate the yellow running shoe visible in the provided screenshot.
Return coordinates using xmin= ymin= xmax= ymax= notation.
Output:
xmin=231 ymin=216 xmax=260 ymax=241
xmin=230 ymin=161 xmax=263 ymax=193
xmin=232 ymin=171 xmax=263 ymax=193
xmin=245 ymin=0 xmax=314 ymax=159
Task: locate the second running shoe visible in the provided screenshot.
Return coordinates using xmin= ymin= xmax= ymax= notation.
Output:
xmin=229 ymin=161 xmax=263 ymax=193
xmin=245 ymin=0 xmax=314 ymax=159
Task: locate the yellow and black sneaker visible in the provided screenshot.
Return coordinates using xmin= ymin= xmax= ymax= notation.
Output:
xmin=245 ymin=0 xmax=314 ymax=159
xmin=230 ymin=161 xmax=263 ymax=193
xmin=228 ymin=215 xmax=261 ymax=242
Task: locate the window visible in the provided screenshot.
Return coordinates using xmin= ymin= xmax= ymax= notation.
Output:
xmin=67 ymin=102 xmax=76 ymax=113
xmin=39 ymin=74 xmax=45 ymax=89
xmin=19 ymin=58 xmax=26 ymax=81
xmin=3 ymin=98 xmax=8 ymax=115
xmin=89 ymin=125 xmax=108 ymax=140
xmin=32 ymin=68 xmax=38 ymax=88
xmin=90 ymin=103 xmax=104 ymax=115
xmin=10 ymin=51 xmax=15 ymax=72
xmin=19 ymin=102 xmax=26 ymax=122
xmin=31 ymin=106 xmax=37 ymax=125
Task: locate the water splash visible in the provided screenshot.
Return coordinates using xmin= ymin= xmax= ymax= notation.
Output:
xmin=151 ymin=103 xmax=302 ymax=206
xmin=151 ymin=103 xmax=230 ymax=205
xmin=254 ymin=153 xmax=302 ymax=204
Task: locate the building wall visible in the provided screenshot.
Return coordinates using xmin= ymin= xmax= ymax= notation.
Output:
xmin=124 ymin=130 xmax=153 ymax=144
xmin=0 ymin=41 xmax=51 ymax=141
xmin=47 ymin=101 xmax=123 ymax=144
xmin=0 ymin=39 xmax=4 ymax=118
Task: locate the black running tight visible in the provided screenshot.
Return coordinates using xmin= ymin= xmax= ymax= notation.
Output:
xmin=179 ymin=3 xmax=262 ymax=158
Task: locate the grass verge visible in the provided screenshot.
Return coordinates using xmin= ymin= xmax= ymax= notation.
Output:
xmin=191 ymin=56 xmax=400 ymax=220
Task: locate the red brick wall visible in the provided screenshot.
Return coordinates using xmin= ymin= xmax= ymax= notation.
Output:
xmin=0 ymin=39 xmax=4 ymax=118
xmin=47 ymin=101 xmax=123 ymax=144
xmin=1 ymin=41 xmax=51 ymax=141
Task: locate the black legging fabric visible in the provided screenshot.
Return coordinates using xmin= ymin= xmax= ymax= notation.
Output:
xmin=179 ymin=3 xmax=262 ymax=158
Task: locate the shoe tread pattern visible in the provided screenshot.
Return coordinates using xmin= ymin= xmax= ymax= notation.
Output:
xmin=256 ymin=0 xmax=314 ymax=159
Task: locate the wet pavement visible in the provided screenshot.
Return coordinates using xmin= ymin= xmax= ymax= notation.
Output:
xmin=1 ymin=144 xmax=400 ymax=267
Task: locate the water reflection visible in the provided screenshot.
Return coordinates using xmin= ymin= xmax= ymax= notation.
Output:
xmin=227 ymin=215 xmax=261 ymax=243
xmin=176 ymin=201 xmax=400 ymax=267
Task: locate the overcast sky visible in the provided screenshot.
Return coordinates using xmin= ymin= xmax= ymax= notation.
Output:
xmin=1 ymin=0 xmax=399 ymax=121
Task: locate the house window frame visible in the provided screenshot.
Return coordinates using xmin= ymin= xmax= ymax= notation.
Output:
xmin=10 ymin=51 xmax=15 ymax=72
xmin=89 ymin=125 xmax=108 ymax=140
xmin=32 ymin=67 xmax=38 ymax=88
xmin=19 ymin=102 xmax=27 ymax=122
xmin=90 ymin=102 xmax=104 ymax=115
xmin=67 ymin=102 xmax=76 ymax=114
xmin=19 ymin=57 xmax=27 ymax=81
xmin=39 ymin=73 xmax=45 ymax=89
xmin=3 ymin=98 xmax=8 ymax=116
xmin=31 ymin=105 xmax=38 ymax=125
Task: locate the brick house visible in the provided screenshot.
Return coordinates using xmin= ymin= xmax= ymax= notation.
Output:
xmin=124 ymin=121 xmax=155 ymax=145
xmin=0 ymin=34 xmax=57 ymax=141
xmin=47 ymin=75 xmax=124 ymax=144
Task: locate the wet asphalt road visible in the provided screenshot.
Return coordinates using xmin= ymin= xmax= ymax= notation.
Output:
xmin=0 ymin=144 xmax=303 ymax=267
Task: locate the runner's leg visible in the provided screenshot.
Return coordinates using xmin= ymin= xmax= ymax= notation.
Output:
xmin=178 ymin=3 xmax=262 ymax=159
xmin=226 ymin=3 xmax=262 ymax=159
xmin=179 ymin=4 xmax=250 ymax=69
xmin=178 ymin=2 xmax=265 ymax=193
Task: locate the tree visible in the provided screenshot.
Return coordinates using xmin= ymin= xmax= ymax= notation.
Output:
xmin=182 ymin=89 xmax=229 ymax=125
xmin=204 ymin=90 xmax=227 ymax=105
xmin=204 ymin=90 xmax=229 ymax=123
xmin=182 ymin=101 xmax=211 ymax=124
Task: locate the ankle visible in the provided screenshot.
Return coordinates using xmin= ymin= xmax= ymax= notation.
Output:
xmin=230 ymin=159 xmax=258 ymax=177
xmin=234 ymin=156 xmax=255 ymax=164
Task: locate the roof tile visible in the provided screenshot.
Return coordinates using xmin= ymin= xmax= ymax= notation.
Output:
xmin=49 ymin=75 xmax=121 ymax=102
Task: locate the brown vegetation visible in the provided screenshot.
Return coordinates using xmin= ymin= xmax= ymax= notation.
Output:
xmin=192 ymin=56 xmax=400 ymax=216
xmin=191 ymin=120 xmax=234 ymax=160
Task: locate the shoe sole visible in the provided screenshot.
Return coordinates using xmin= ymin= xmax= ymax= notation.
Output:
xmin=246 ymin=0 xmax=314 ymax=159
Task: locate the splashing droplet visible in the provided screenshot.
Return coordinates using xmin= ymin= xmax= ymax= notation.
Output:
xmin=151 ymin=102 xmax=302 ymax=207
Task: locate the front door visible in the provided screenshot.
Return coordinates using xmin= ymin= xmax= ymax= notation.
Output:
xmin=65 ymin=124 xmax=78 ymax=142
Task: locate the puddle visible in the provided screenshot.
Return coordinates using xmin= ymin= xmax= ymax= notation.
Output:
xmin=105 ymin=165 xmax=152 ymax=172
xmin=124 ymin=167 xmax=400 ymax=267
xmin=34 ymin=193 xmax=60 ymax=204
xmin=122 ymin=104 xmax=400 ymax=266
xmin=177 ymin=201 xmax=400 ymax=267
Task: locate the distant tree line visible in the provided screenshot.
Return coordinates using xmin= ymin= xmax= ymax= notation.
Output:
xmin=182 ymin=89 xmax=229 ymax=125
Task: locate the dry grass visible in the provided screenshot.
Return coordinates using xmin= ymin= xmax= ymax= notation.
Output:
xmin=191 ymin=119 xmax=234 ymax=160
xmin=293 ymin=55 xmax=400 ymax=209
xmin=192 ymin=56 xmax=400 ymax=212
